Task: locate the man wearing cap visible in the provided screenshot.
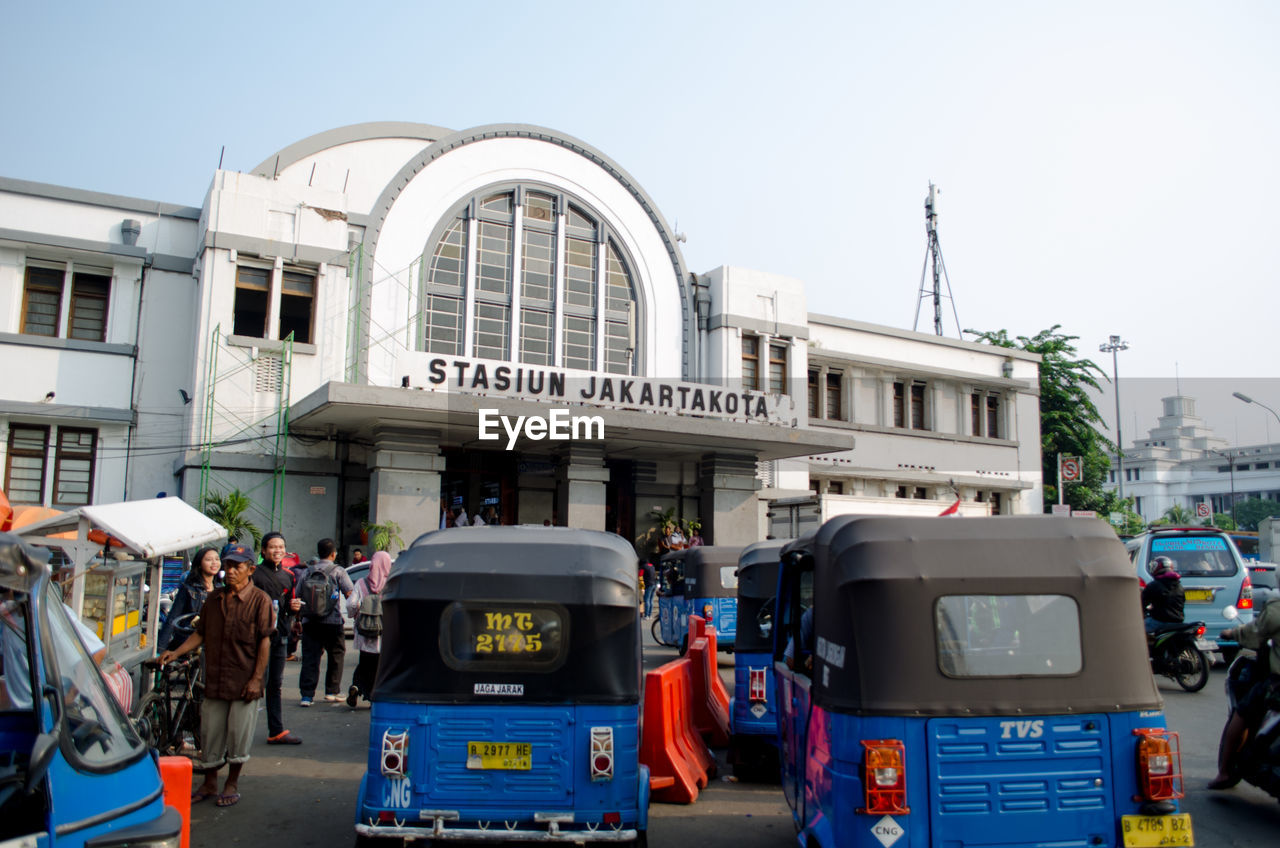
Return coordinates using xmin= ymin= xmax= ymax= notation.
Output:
xmin=160 ymin=542 xmax=273 ymax=808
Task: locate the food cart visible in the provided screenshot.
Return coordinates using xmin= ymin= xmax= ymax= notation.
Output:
xmin=14 ymin=497 xmax=226 ymax=684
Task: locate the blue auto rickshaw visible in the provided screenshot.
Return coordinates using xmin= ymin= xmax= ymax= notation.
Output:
xmin=652 ymin=546 xmax=741 ymax=655
xmin=727 ymin=539 xmax=787 ymax=780
xmin=354 ymin=526 xmax=648 ymax=846
xmin=773 ymin=516 xmax=1193 ymax=848
xmin=0 ymin=532 xmax=182 ymax=848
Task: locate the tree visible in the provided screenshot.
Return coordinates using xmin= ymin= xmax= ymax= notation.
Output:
xmin=203 ymin=489 xmax=262 ymax=548
xmin=966 ymin=325 xmax=1131 ymax=517
xmin=1210 ymin=513 xmax=1237 ymax=531
xmin=1153 ymin=503 xmax=1195 ymax=526
xmin=1233 ymin=498 xmax=1280 ymax=532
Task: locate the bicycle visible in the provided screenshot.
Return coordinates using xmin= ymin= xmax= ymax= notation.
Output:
xmin=134 ymin=616 xmax=204 ymax=756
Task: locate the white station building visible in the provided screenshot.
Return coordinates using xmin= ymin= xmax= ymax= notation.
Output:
xmin=0 ymin=122 xmax=1044 ymax=551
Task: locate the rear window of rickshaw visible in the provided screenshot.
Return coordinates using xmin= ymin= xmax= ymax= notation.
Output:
xmin=440 ymin=601 xmax=569 ymax=673
xmin=935 ymin=594 xmax=1082 ymax=677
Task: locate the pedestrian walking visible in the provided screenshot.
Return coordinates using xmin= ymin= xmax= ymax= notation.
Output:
xmin=295 ymin=538 xmax=354 ymax=705
xmin=249 ymin=531 xmax=303 ymax=745
xmin=160 ymin=543 xmax=272 ymax=808
xmin=158 ymin=546 xmax=222 ymax=651
xmin=346 ymin=550 xmax=390 ymax=707
xmin=641 ymin=560 xmax=658 ymax=618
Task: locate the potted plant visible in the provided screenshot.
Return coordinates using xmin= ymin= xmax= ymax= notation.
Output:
xmin=362 ymin=519 xmax=405 ymax=554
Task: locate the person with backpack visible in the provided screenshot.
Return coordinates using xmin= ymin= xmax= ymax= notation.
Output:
xmin=295 ymin=538 xmax=354 ymax=707
xmin=345 ymin=549 xmax=391 ymax=708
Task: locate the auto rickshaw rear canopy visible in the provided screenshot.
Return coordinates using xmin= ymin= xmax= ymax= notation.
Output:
xmin=375 ymin=526 xmax=641 ymax=703
xmin=658 ymin=545 xmax=742 ymax=598
xmin=792 ymin=515 xmax=1161 ymax=717
xmin=735 ymin=539 xmax=788 ymax=653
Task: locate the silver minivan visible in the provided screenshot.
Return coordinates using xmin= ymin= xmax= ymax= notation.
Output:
xmin=1126 ymin=526 xmax=1255 ymax=662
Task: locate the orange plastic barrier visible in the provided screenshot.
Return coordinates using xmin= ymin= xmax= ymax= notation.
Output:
xmin=686 ymin=637 xmax=730 ymax=747
xmin=702 ymin=626 xmax=731 ymax=717
xmin=159 ymin=756 xmax=192 ymax=848
xmin=640 ymin=659 xmax=716 ymax=804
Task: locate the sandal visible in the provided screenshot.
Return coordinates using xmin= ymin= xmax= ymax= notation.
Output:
xmin=191 ymin=788 xmax=218 ymax=803
xmin=215 ymin=792 xmax=241 ymax=807
xmin=267 ymin=730 xmax=303 ymax=745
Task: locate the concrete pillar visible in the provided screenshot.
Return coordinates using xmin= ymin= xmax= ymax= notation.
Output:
xmin=367 ymin=425 xmax=446 ymax=551
xmin=699 ymin=452 xmax=761 ymax=546
xmin=555 ymin=444 xmax=608 ymax=529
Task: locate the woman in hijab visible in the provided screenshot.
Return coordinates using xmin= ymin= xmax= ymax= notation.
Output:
xmin=345 ymin=550 xmax=391 ymax=707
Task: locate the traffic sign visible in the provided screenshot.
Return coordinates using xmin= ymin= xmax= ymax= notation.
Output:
xmin=1195 ymin=502 xmax=1211 ymax=518
xmin=1073 ymin=510 xmax=1097 ymax=518
xmin=1051 ymin=504 xmax=1072 ymax=516
xmin=1060 ymin=456 xmax=1083 ymax=483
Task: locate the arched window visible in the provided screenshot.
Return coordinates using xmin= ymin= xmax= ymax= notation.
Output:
xmin=420 ymin=185 xmax=638 ymax=374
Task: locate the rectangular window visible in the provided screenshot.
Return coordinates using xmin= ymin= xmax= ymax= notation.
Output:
xmin=893 ymin=381 xmax=905 ymax=428
xmin=423 ymin=294 xmax=463 ymax=355
xmin=21 ymin=266 xmax=65 ymax=337
xmin=742 ymin=336 xmax=760 ymax=390
xmin=564 ymin=237 xmax=596 ymax=309
xmin=935 ymin=594 xmax=1082 ymax=677
xmin=914 ymin=486 xmax=928 ymax=500
xmin=233 ymin=265 xmax=270 ymax=338
xmin=807 ymin=370 xmax=819 ymax=418
xmin=521 ymin=228 xmax=555 ymax=303
xmin=828 ymin=481 xmax=843 ymax=495
xmin=911 ymin=382 xmax=927 ymax=430
xmin=603 ymin=318 xmax=630 ymax=375
xmin=278 ymin=270 xmax=315 ymax=344
xmin=53 ymin=428 xmax=96 ymax=507
xmin=768 ymin=343 xmax=787 ymax=394
xmin=519 ymin=307 xmax=553 ymax=365
xmin=562 ymin=314 xmax=595 ymax=371
xmin=476 ymin=221 xmax=513 ymax=296
xmin=4 ymin=425 xmax=49 ymax=504
xmin=825 ymin=372 xmax=843 ymax=421
xmin=68 ymin=272 xmax=111 ymax=342
xmin=990 ymin=492 xmax=1002 ymax=514
xmin=971 ymin=393 xmax=982 ymax=436
xmin=473 ymin=302 xmax=511 ymax=361
xmin=986 ymin=394 xmax=1000 ymax=438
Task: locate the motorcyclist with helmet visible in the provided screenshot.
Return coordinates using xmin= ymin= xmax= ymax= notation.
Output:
xmin=1142 ymin=556 xmax=1185 ymax=632
xmin=1209 ymin=586 xmax=1280 ymax=790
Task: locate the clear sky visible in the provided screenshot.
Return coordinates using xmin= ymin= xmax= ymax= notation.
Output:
xmin=3 ymin=1 xmax=1277 ymax=440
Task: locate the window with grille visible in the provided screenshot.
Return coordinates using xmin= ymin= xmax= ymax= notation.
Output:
xmin=911 ymin=382 xmax=927 ymax=430
xmin=768 ymin=343 xmax=788 ymax=394
xmin=53 ymin=428 xmax=96 ymax=507
xmin=4 ymin=425 xmax=49 ymax=504
xmin=985 ymin=394 xmax=1000 ymax=438
xmin=21 ymin=265 xmax=112 ymax=342
xmin=420 ymin=186 xmax=638 ymax=374
xmin=808 ymin=370 xmax=819 ymax=417
xmin=742 ymin=336 xmax=760 ymax=390
xmin=825 ymin=372 xmax=843 ymax=421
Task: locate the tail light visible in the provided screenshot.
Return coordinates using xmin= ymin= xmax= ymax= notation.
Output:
xmin=859 ymin=740 xmax=909 ymax=814
xmin=381 ymin=728 xmax=409 ymax=777
xmin=702 ymin=603 xmax=714 ymax=623
xmin=1134 ymin=728 xmax=1183 ymax=801
xmin=1194 ymin=625 xmax=1205 ymax=638
xmin=590 ymin=726 xmax=614 ymax=782
xmin=1237 ymin=574 xmax=1253 ymax=611
xmin=749 ymin=668 xmax=767 ymax=703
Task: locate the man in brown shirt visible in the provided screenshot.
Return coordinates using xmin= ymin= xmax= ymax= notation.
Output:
xmin=161 ymin=542 xmax=272 ymax=807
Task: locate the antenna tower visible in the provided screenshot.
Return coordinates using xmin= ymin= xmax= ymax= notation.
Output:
xmin=913 ymin=182 xmax=962 ymax=337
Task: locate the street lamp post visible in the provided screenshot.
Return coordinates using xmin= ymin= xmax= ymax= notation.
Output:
xmin=1099 ymin=335 xmax=1129 ymax=504
xmin=1210 ymin=448 xmax=1239 ymax=527
xmin=1233 ymin=391 xmax=1280 ymax=439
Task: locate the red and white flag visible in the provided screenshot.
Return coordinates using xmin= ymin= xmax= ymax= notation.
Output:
xmin=938 ymin=498 xmax=961 ymax=516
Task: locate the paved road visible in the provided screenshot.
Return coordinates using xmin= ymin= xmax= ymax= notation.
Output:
xmin=187 ymin=635 xmax=1279 ymax=848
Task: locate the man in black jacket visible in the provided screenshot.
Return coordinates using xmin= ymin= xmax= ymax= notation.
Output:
xmin=250 ymin=531 xmax=303 ymax=745
xmin=1142 ymin=556 xmax=1185 ymax=632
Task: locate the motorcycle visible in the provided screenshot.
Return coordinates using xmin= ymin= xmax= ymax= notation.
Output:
xmin=1148 ymin=620 xmax=1212 ymax=692
xmin=1217 ymin=606 xmax=1280 ymax=799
